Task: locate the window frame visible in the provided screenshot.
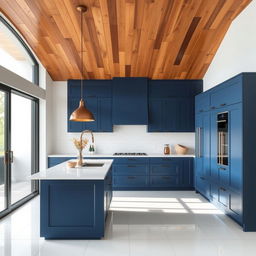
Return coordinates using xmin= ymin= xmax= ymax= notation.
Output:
xmin=0 ymin=15 xmax=39 ymax=85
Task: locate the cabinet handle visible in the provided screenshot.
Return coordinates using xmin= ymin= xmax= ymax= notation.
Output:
xmin=220 ymin=187 xmax=226 ymax=191
xmin=162 ymin=176 xmax=171 ymax=180
xmin=196 ymin=127 xmax=202 ymax=158
xmin=219 ymin=167 xmax=226 ymax=171
xmin=200 ymin=176 xmax=205 ymax=180
xmin=128 ymin=158 xmax=136 ymax=161
xmin=127 ymin=165 xmax=136 ymax=168
xmin=211 ymin=106 xmax=216 ymax=109
xmin=220 ymin=103 xmax=226 ymax=107
xmin=127 ymin=176 xmax=136 ymax=179
xmin=199 ymin=109 xmax=203 ymax=113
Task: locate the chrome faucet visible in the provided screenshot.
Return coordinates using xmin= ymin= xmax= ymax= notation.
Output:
xmin=77 ymin=129 xmax=95 ymax=167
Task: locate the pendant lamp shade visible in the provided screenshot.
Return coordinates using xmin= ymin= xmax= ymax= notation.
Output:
xmin=69 ymin=5 xmax=95 ymax=122
xmin=70 ymin=99 xmax=95 ymax=122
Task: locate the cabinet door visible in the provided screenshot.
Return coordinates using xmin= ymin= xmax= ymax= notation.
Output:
xmin=182 ymin=158 xmax=194 ymax=187
xmin=164 ymin=98 xmax=194 ymax=132
xmin=210 ymin=79 xmax=242 ymax=109
xmin=163 ymin=98 xmax=178 ymax=131
xmin=148 ymin=99 xmax=163 ymax=132
xmin=210 ymin=111 xmax=218 ymax=181
xmin=176 ymin=98 xmax=195 ymax=132
xmin=195 ymin=93 xmax=210 ymax=113
xmin=229 ymin=104 xmax=242 ymax=192
xmin=83 ymin=97 xmax=98 ymax=131
xmin=112 ymin=78 xmax=148 ymax=125
xmin=99 ymin=98 xmax=113 ymax=132
xmin=202 ymin=113 xmax=211 ymax=178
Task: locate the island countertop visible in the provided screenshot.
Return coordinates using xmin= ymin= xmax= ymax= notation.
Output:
xmin=48 ymin=153 xmax=195 ymax=158
xmin=30 ymin=159 xmax=113 ymax=180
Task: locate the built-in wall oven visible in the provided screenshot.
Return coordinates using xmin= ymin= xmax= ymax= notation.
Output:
xmin=217 ymin=112 xmax=229 ymax=166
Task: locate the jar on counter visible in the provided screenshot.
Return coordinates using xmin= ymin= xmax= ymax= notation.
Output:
xmin=164 ymin=144 xmax=171 ymax=155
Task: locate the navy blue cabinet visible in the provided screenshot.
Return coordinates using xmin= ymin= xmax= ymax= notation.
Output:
xmin=68 ymin=78 xmax=202 ymax=132
xmin=67 ymin=80 xmax=113 ymax=132
xmin=40 ymin=176 xmax=112 ymax=239
xmin=112 ymin=77 xmax=148 ymax=125
xmin=195 ymin=73 xmax=256 ymax=231
xmin=148 ymin=80 xmax=202 ymax=132
xmin=48 ymin=156 xmax=194 ymax=191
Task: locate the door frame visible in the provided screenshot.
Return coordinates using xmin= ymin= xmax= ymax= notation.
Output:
xmin=0 ymin=83 xmax=39 ymax=219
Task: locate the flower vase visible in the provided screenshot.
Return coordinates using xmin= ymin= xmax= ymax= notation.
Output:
xmin=77 ymin=149 xmax=83 ymax=167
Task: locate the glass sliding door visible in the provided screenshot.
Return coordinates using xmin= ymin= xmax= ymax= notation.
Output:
xmin=0 ymin=83 xmax=38 ymax=218
xmin=0 ymin=89 xmax=8 ymax=212
xmin=10 ymin=92 xmax=38 ymax=204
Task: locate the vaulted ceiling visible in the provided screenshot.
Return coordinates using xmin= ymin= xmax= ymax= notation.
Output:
xmin=0 ymin=0 xmax=251 ymax=80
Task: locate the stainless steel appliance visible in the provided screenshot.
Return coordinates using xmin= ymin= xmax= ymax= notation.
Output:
xmin=217 ymin=112 xmax=228 ymax=166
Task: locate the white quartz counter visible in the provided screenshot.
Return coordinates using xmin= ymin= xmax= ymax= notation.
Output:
xmin=48 ymin=154 xmax=195 ymax=158
xmin=30 ymin=159 xmax=113 ymax=180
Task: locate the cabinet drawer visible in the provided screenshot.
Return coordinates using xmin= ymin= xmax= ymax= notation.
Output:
xmin=218 ymin=187 xmax=229 ymax=208
xmin=113 ymin=175 xmax=148 ymax=187
xmin=150 ymin=164 xmax=180 ymax=175
xmin=210 ymin=81 xmax=242 ymax=109
xmin=112 ymin=164 xmax=148 ymax=175
xmin=150 ymin=176 xmax=179 ymax=187
xmin=114 ymin=157 xmax=149 ymax=164
xmin=218 ymin=166 xmax=230 ymax=186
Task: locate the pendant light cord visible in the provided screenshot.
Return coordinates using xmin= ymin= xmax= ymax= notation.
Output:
xmin=80 ymin=9 xmax=84 ymax=100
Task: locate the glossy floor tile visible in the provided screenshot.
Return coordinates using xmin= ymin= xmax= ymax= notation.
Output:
xmin=0 ymin=191 xmax=256 ymax=256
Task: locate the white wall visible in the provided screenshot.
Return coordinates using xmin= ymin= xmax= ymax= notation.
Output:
xmin=203 ymin=1 xmax=256 ymax=91
xmin=49 ymin=82 xmax=195 ymax=155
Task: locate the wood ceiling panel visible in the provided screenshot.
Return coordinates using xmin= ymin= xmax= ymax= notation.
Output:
xmin=0 ymin=0 xmax=251 ymax=80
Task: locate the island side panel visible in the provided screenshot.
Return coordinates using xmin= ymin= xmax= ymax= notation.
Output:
xmin=40 ymin=180 xmax=105 ymax=239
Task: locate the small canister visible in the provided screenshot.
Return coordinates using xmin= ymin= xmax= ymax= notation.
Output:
xmin=164 ymin=144 xmax=171 ymax=155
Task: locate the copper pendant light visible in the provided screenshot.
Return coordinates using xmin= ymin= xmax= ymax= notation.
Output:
xmin=70 ymin=5 xmax=95 ymax=122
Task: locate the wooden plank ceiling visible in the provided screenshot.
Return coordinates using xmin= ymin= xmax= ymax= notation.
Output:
xmin=0 ymin=0 xmax=251 ymax=80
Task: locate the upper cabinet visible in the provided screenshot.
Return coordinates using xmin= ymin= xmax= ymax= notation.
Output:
xmin=195 ymin=92 xmax=210 ymax=113
xmin=210 ymin=76 xmax=242 ymax=109
xmin=112 ymin=78 xmax=148 ymax=125
xmin=148 ymin=80 xmax=203 ymax=132
xmin=67 ymin=78 xmax=203 ymax=133
xmin=67 ymin=80 xmax=113 ymax=132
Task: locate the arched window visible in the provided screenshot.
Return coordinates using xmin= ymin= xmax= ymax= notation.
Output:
xmin=0 ymin=16 xmax=39 ymax=84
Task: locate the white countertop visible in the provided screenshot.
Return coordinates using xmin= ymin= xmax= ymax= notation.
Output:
xmin=48 ymin=154 xmax=195 ymax=158
xmin=29 ymin=159 xmax=113 ymax=180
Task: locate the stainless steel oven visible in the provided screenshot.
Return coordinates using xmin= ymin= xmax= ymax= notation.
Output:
xmin=217 ymin=112 xmax=228 ymax=166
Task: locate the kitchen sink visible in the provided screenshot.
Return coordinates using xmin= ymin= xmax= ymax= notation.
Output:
xmin=82 ymin=163 xmax=104 ymax=167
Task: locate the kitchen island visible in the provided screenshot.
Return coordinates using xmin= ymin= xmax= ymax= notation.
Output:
xmin=30 ymin=159 xmax=113 ymax=239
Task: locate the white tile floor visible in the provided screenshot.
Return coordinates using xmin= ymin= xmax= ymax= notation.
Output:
xmin=0 ymin=191 xmax=256 ymax=256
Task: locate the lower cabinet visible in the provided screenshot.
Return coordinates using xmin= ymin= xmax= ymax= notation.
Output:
xmin=113 ymin=157 xmax=194 ymax=190
xmin=48 ymin=156 xmax=194 ymax=191
xmin=195 ymin=176 xmax=210 ymax=199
